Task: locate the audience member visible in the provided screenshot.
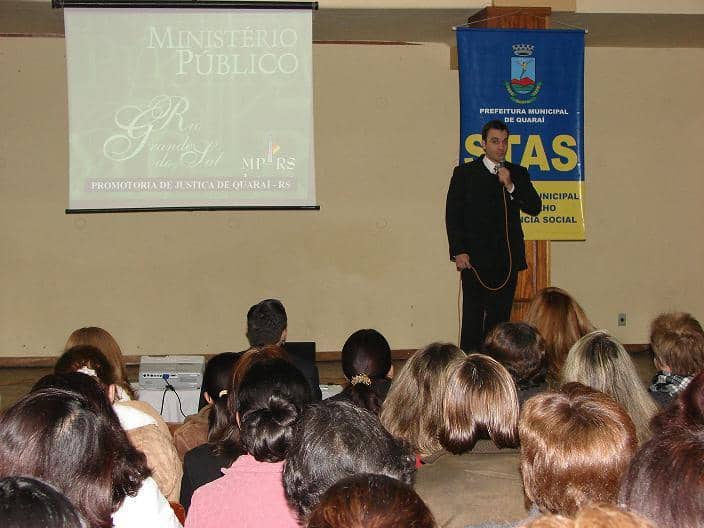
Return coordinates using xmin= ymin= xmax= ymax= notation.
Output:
xmin=185 ymin=358 xmax=312 ymax=528
xmin=65 ymin=326 xmax=134 ymax=400
xmin=524 ymin=287 xmax=594 ymax=386
xmin=174 ymin=352 xmax=241 ymax=460
xmin=415 ymin=354 xmax=524 ymax=527
xmin=520 ymin=383 xmax=637 ymax=518
xmin=54 ymin=345 xmax=182 ymax=502
xmin=329 ymin=328 xmax=393 ymax=415
xmin=380 ymin=342 xmax=465 ymax=459
xmin=562 ymin=330 xmax=658 ymax=443
xmin=0 ymin=387 xmax=181 ymax=528
xmin=522 ymin=504 xmax=654 ymax=528
xmin=648 ymin=311 xmax=704 ymax=406
xmin=0 ymin=476 xmax=88 ymax=528
xmin=181 ymin=346 xmax=285 ymax=511
xmin=284 ymin=400 xmax=415 ymax=522
xmin=306 ymin=473 xmax=435 ymax=528
xmin=620 ymin=370 xmax=704 ymax=527
xmin=482 ymin=322 xmax=546 ymax=404
xmin=246 ymin=298 xmax=322 ymax=399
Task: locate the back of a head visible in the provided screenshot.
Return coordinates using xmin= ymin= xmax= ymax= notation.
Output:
xmin=54 ymin=345 xmax=116 ymax=389
xmin=64 ymin=327 xmax=132 ymax=398
xmin=0 ymin=388 xmax=148 ymax=528
xmin=562 ymin=331 xmax=658 ymax=443
xmin=524 ymin=287 xmax=593 ymax=384
xmin=440 ymin=354 xmax=519 ymax=453
xmin=246 ymin=298 xmax=287 ymax=347
xmin=482 ymin=322 xmax=546 ymax=388
xmin=237 ymin=358 xmax=313 ymax=463
xmin=519 ymin=383 xmax=637 ymax=517
xmin=32 ymin=372 xmax=116 ymax=421
xmin=523 ymin=505 xmax=654 ymax=528
xmin=209 ymin=346 xmax=289 ymax=460
xmin=620 ymin=426 xmax=704 ymax=528
xmin=0 ymin=476 xmax=87 ymax=528
xmin=306 ymin=473 xmax=436 ymax=528
xmin=284 ymin=400 xmax=415 ymax=521
xmin=203 ymin=352 xmax=240 ymax=399
xmin=340 ymin=329 xmax=392 ymax=415
xmin=650 ymin=312 xmax=704 ymax=376
xmin=380 ymin=342 xmax=466 ymax=456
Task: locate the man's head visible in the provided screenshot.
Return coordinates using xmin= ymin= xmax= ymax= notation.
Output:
xmin=246 ymin=299 xmax=287 ymax=347
xmin=481 ymin=120 xmax=510 ymax=164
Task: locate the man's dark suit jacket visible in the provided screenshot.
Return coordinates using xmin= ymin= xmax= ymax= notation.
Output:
xmin=445 ymin=155 xmax=542 ymax=284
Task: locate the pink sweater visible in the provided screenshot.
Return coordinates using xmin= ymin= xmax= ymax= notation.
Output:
xmin=185 ymin=454 xmax=300 ymax=528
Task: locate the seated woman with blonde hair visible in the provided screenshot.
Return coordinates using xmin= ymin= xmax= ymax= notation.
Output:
xmin=414 ymin=354 xmax=526 ymax=528
xmin=380 ymin=342 xmax=465 ymax=462
xmin=561 ymin=330 xmax=658 ymax=443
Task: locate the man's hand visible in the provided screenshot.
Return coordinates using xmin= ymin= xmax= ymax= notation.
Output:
xmin=497 ymin=166 xmax=513 ymax=190
xmin=455 ymin=253 xmax=471 ymax=271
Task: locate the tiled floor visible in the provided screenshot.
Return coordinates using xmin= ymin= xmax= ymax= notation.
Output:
xmin=0 ymin=355 xmax=654 ymax=414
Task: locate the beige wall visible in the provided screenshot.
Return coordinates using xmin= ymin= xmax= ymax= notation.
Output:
xmin=1 ymin=37 xmax=703 ymax=357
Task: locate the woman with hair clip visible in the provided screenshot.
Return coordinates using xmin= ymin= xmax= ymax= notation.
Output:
xmin=329 ymin=329 xmax=393 ymax=415
xmin=380 ymin=342 xmax=466 ymax=462
xmin=65 ymin=326 xmax=135 ymax=400
xmin=54 ymin=345 xmax=182 ymax=502
xmin=185 ymin=357 xmax=313 ymax=528
xmin=524 ymin=287 xmax=594 ymax=387
xmin=0 ymin=386 xmax=181 ymax=528
xmin=414 ymin=354 xmax=526 ymax=528
xmin=562 ymin=330 xmax=658 ymax=443
xmin=178 ymin=352 xmax=241 ymax=510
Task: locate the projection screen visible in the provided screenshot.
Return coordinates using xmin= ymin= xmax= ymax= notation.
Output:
xmin=64 ymin=7 xmax=315 ymax=211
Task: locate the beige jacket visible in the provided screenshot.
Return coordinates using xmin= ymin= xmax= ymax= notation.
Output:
xmin=172 ymin=404 xmax=211 ymax=460
xmin=115 ymin=401 xmax=183 ymax=502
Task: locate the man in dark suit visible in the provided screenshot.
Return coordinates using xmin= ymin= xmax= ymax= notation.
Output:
xmin=446 ymin=120 xmax=541 ymax=352
xmin=246 ymin=298 xmax=322 ymax=400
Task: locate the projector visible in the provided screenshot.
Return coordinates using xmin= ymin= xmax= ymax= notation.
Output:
xmin=139 ymin=355 xmax=205 ymax=390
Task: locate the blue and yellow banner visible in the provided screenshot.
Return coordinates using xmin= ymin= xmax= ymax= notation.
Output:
xmin=456 ymin=28 xmax=585 ymax=240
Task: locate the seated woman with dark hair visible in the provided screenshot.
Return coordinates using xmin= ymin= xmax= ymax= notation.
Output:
xmin=380 ymin=342 xmax=465 ymax=461
xmin=620 ymin=370 xmax=704 ymax=527
xmin=284 ymin=400 xmax=416 ymax=523
xmin=0 ymin=476 xmax=88 ymax=528
xmin=174 ymin=352 xmax=241 ymax=460
xmin=520 ymin=383 xmax=637 ymax=521
xmin=180 ymin=346 xmax=288 ymax=511
xmin=414 ymin=354 xmax=526 ymax=528
xmin=185 ymin=358 xmax=313 ymax=528
xmin=561 ymin=330 xmax=658 ymax=444
xmin=482 ymin=322 xmax=546 ymax=404
xmin=306 ymin=474 xmax=436 ymax=528
xmin=0 ymin=386 xmax=181 ymax=528
xmin=54 ymin=345 xmax=182 ymax=502
xmin=329 ymin=328 xmax=393 ymax=415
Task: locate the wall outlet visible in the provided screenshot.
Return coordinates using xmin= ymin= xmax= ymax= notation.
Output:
xmin=618 ymin=313 xmax=627 ymax=326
